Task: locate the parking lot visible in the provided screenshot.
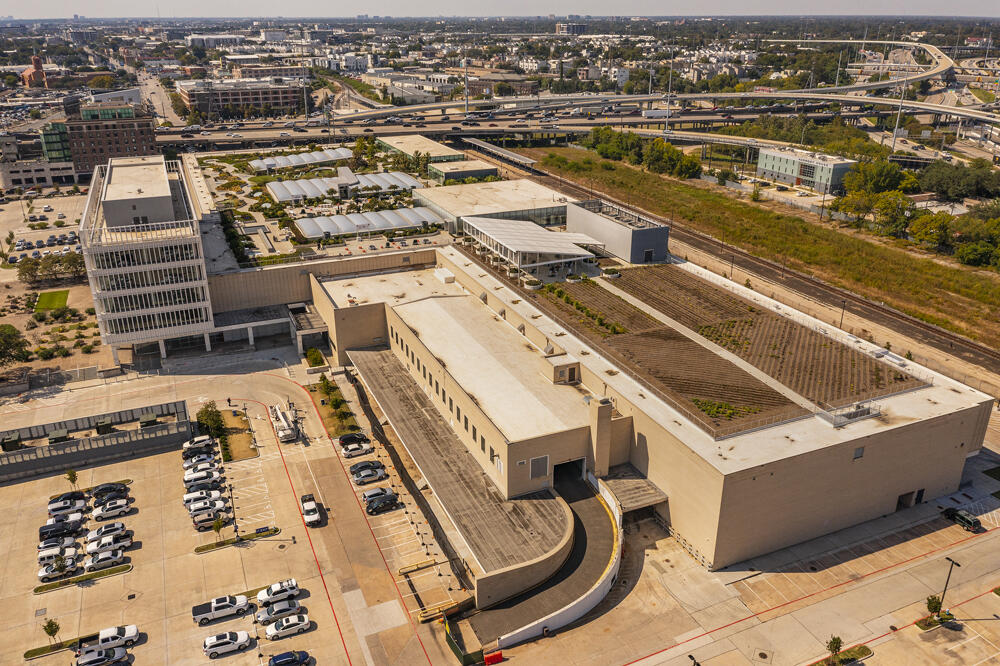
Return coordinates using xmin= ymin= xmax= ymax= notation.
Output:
xmin=1 ymin=193 xmax=89 ymax=263
xmin=0 ymin=356 xmax=453 ymax=665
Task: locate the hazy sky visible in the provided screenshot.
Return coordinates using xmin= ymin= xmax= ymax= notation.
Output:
xmin=15 ymin=2 xmax=1000 ymax=19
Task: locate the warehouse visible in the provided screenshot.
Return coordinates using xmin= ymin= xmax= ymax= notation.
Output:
xmin=294 ymin=207 xmax=441 ymax=239
xmin=413 ymin=178 xmax=571 ymax=231
xmin=376 ymin=134 xmax=465 ymax=162
xmin=427 ymin=159 xmax=499 ymax=183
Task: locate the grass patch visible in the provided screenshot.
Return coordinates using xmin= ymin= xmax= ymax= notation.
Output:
xmin=248 ymin=174 xmax=277 ymax=185
xmin=818 ymin=645 xmax=874 ymax=665
xmin=520 ymin=146 xmax=1000 ymax=348
xmin=24 ymin=638 xmax=80 ymax=659
xmin=239 ymin=584 xmax=269 ymax=600
xmin=34 ymin=289 xmax=69 ymax=311
xmin=305 ymin=347 xmax=326 ymax=367
xmin=33 ymin=564 xmax=131 ymax=594
xmin=970 ymin=87 xmax=997 ymax=104
xmin=308 ymin=382 xmax=360 ymax=437
xmin=916 ymin=611 xmax=954 ymax=630
xmin=49 ymin=479 xmax=132 ymax=500
xmin=222 ymin=409 xmax=256 ymax=462
xmin=983 ymin=466 xmax=1000 ymax=482
xmin=195 ymin=527 xmax=280 ymax=553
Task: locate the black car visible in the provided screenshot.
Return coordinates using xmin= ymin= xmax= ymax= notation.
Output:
xmin=90 ymin=483 xmax=128 ymax=499
xmin=293 ymin=127 xmax=307 ymax=133
xmin=182 ymin=445 xmax=215 ymax=460
xmin=366 ymin=495 xmax=399 ymax=516
xmin=93 ymin=490 xmax=129 ymax=506
xmin=339 ymin=432 xmax=370 ymax=446
xmin=185 ymin=479 xmax=223 ymax=494
xmin=51 ymin=491 xmax=86 ymax=503
xmin=942 ymin=507 xmax=982 ymax=532
xmin=269 ymin=651 xmax=310 ymax=666
xmin=349 ymin=459 xmax=384 ymax=475
xmin=39 ymin=520 xmax=81 ymax=540
xmin=180 ymin=133 xmax=194 ymax=138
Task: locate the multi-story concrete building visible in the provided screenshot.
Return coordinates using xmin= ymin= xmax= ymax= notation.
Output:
xmin=185 ymin=34 xmax=244 ymax=49
xmin=41 ymin=102 xmax=157 ymax=178
xmin=232 ymin=64 xmax=310 ymax=79
xmin=81 ymin=156 xmax=215 ymax=363
xmin=755 ymin=146 xmax=857 ymax=194
xmin=176 ymin=78 xmax=308 ymax=116
xmin=555 ymin=22 xmax=587 ymax=35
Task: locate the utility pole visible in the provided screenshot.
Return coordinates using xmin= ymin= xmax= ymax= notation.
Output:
xmin=464 ymin=53 xmax=469 ymax=116
xmin=835 ymin=51 xmax=843 ymax=88
xmin=890 ymin=78 xmax=906 ymax=153
xmin=664 ymin=55 xmax=674 ymax=131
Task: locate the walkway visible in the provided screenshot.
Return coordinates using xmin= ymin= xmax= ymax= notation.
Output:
xmin=468 ymin=465 xmax=616 ymax=643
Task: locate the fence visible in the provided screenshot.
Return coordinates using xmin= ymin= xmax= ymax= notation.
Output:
xmin=0 ymin=400 xmax=191 ymax=483
xmin=28 ymin=365 xmax=100 ymax=389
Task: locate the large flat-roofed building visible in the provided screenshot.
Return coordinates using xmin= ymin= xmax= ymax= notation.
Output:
xmin=756 ymin=146 xmax=856 ymax=194
xmin=413 ymin=179 xmax=572 ymax=231
xmin=232 ymin=64 xmax=310 ymax=80
xmin=176 ymin=78 xmax=308 ymax=116
xmin=40 ymin=102 xmax=157 ymax=177
xmin=308 ymin=243 xmax=993 ymax=574
xmin=81 ymin=156 xmax=214 ymax=362
xmin=566 ymin=200 xmax=670 ymax=264
xmin=376 ymin=134 xmax=465 ymax=163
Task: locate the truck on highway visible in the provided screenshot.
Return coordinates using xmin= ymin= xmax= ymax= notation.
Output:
xmin=642 ymin=109 xmax=672 ymax=118
xmin=191 ymin=595 xmax=250 ymax=625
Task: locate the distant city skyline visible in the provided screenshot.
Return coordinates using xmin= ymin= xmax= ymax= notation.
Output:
xmin=10 ymin=2 xmax=1000 ymax=20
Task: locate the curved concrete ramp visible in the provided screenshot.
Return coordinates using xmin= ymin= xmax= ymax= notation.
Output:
xmin=469 ymin=467 xmax=616 ymax=644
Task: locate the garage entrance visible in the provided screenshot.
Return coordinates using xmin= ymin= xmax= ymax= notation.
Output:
xmin=554 ymin=458 xmax=586 ymax=483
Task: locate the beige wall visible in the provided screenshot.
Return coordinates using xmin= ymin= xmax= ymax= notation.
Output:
xmin=712 ymin=400 xmax=995 ymax=568
xmin=507 ymin=427 xmax=592 ymax=497
xmin=475 ymin=496 xmax=575 ymax=608
xmin=208 ymin=250 xmax=436 ymax=313
xmin=309 ymin=274 xmax=389 ymax=365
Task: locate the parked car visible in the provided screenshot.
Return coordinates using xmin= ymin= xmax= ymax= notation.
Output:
xmin=86 ymin=523 xmax=129 ymax=543
xmin=300 ymin=494 xmax=321 ymax=526
xmin=39 ymin=521 xmax=82 ymax=540
xmin=361 ymin=487 xmax=396 ymax=505
xmin=83 ymin=549 xmax=125 ymax=572
xmin=49 ymin=491 xmax=85 ymax=504
xmin=37 ymin=536 xmax=76 ymax=551
xmin=341 ymin=442 xmax=374 ymax=458
xmin=202 ymin=630 xmax=252 ymax=658
xmin=89 ymin=483 xmax=128 ymax=500
xmin=188 ymin=499 xmax=226 ymax=516
xmin=182 ymin=445 xmax=215 ymax=460
xmin=185 ymin=479 xmax=223 ymax=494
xmin=192 ymin=596 xmax=250 ymax=625
xmin=74 ymin=627 xmax=135 ymax=655
xmin=255 ymin=599 xmax=302 ymax=625
xmin=265 ymin=614 xmax=310 ymax=640
xmin=38 ymin=558 xmax=81 ymax=581
xmin=183 ymin=453 xmax=216 ymax=470
xmin=339 ymin=432 xmax=370 ymax=446
xmin=183 ymin=490 xmax=222 ymax=506
xmin=193 ymin=511 xmax=229 ymax=531
xmin=38 ymin=545 xmax=79 ymax=565
xmin=184 ymin=471 xmax=222 ymax=489
xmin=183 ymin=435 xmax=214 ymax=451
xmin=47 ymin=512 xmax=84 ymax=526
xmin=93 ymin=490 xmax=129 ymax=506
xmin=353 ymin=468 xmax=387 ymax=485
xmin=93 ymin=499 xmax=131 ymax=521
xmin=85 ymin=533 xmax=132 ymax=554
xmin=366 ymin=495 xmax=400 ymax=515
xmin=942 ymin=507 xmax=982 ymax=532
xmin=268 ymin=651 xmax=310 ymax=666
xmin=48 ymin=498 xmax=87 ymax=517
xmin=349 ymin=459 xmax=384 ymax=475
xmin=75 ymin=647 xmax=128 ymax=666
xmin=257 ymin=579 xmax=300 ymax=607
xmin=183 ymin=462 xmax=220 ymax=480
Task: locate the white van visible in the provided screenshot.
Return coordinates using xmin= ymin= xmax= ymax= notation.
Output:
xmin=38 ymin=546 xmax=77 ymax=565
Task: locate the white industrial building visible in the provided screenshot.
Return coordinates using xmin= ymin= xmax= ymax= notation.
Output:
xmin=248 ymin=147 xmax=353 ymax=172
xmin=294 ymin=207 xmax=441 ymax=239
xmin=266 ymin=169 xmax=421 ymax=202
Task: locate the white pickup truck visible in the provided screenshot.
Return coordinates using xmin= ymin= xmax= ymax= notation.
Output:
xmin=74 ymin=625 xmax=139 ymax=655
xmin=191 ymin=595 xmax=250 ymax=625
xmin=300 ymin=494 xmax=321 ymax=527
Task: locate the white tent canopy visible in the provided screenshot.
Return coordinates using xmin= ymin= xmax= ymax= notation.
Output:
xmin=294 ymin=206 xmax=440 ymax=238
xmin=249 ymin=147 xmax=353 ymax=172
xmin=267 ymin=169 xmax=422 ymax=202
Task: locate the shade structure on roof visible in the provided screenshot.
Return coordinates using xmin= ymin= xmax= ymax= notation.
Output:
xmin=267 ymin=169 xmax=421 ymax=202
xmin=294 ymin=206 xmax=441 ymax=239
xmin=463 ymin=216 xmax=603 ymax=268
xmin=249 ymin=147 xmax=353 ymax=172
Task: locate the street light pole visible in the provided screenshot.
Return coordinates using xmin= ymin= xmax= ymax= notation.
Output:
xmin=939 ymin=556 xmax=961 ymax=616
xmin=227 ymin=483 xmax=240 ymax=542
xmin=839 ymin=300 xmax=847 ymax=328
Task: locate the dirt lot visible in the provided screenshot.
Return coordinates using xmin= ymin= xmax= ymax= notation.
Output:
xmin=617 ymin=265 xmax=926 ymax=409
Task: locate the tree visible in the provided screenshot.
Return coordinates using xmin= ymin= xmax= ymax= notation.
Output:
xmin=61 ymin=252 xmax=85 ymax=279
xmin=825 ymin=636 xmax=842 ymax=664
xmin=834 ymin=190 xmax=876 ymax=226
xmin=65 ymin=468 xmax=77 ymax=488
xmin=88 ymin=75 xmax=115 ymax=89
xmin=842 ymin=160 xmax=903 ymax=195
xmin=52 ymin=554 xmax=67 ymax=574
xmin=196 ymin=401 xmax=226 ymax=439
xmin=955 ymin=241 xmax=996 ymax=267
xmin=212 ymin=514 xmax=224 ymax=542
xmin=16 ymin=256 xmax=40 ymax=283
xmin=871 ymin=190 xmax=914 ymax=237
xmin=0 ymin=324 xmax=29 ymax=369
xmin=42 ymin=618 xmax=60 ymax=644
xmin=909 ymin=211 xmax=953 ymax=247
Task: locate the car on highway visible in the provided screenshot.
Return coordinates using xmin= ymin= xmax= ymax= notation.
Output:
xmin=255 ymin=599 xmax=302 ymax=625
xmin=257 ymin=579 xmax=300 ymax=606
xmin=202 ymin=631 xmax=252 ymax=659
xmin=92 ymin=499 xmax=131 ymax=521
xmin=353 ymin=468 xmax=387 ymax=485
xmin=86 ymin=533 xmax=132 ymax=555
xmin=265 ymin=614 xmax=310 ymax=640
xmin=363 ymin=128 xmax=373 ymax=132
xmin=83 ymin=548 xmax=125 ymax=572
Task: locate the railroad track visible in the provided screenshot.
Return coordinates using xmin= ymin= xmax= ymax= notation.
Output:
xmin=467 ymin=147 xmax=1000 ymax=383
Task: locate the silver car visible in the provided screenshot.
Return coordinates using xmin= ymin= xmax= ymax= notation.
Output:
xmin=255 ymin=599 xmax=301 ymax=625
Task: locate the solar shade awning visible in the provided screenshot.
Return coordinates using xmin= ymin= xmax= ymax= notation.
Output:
xmin=249 ymin=147 xmax=353 ymax=172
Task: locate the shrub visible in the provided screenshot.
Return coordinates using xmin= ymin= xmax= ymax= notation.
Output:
xmin=32 ymin=311 xmax=47 ymax=322
xmin=54 ymin=346 xmax=70 ymax=357
xmin=85 ymin=307 xmax=96 ymax=315
xmin=36 ymin=347 xmax=55 ymax=360
xmin=305 ymin=347 xmax=325 ymax=367
xmin=81 ymin=344 xmax=94 ymax=353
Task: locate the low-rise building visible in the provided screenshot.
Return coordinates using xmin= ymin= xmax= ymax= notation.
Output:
xmin=232 ymin=64 xmax=310 ymax=80
xmin=176 ymin=78 xmax=309 ymax=116
xmin=755 ymin=146 xmax=856 ymax=194
xmin=427 ymin=159 xmax=499 ymax=183
xmin=376 ymin=135 xmax=465 ymax=164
